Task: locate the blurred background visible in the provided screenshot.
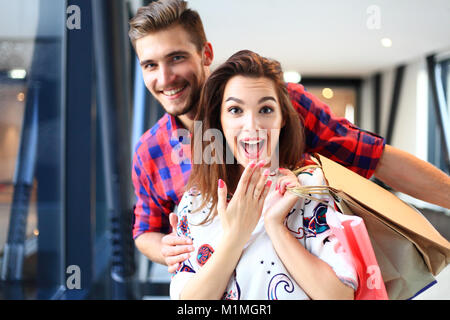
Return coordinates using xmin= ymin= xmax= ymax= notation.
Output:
xmin=0 ymin=0 xmax=449 ymax=300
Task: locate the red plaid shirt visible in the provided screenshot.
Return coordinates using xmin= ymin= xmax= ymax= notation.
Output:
xmin=132 ymin=83 xmax=385 ymax=239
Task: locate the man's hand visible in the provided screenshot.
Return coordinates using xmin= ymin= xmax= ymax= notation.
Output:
xmin=161 ymin=212 xmax=195 ymax=273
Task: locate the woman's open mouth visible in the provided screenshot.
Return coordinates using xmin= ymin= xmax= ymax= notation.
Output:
xmin=239 ymin=138 xmax=266 ymax=160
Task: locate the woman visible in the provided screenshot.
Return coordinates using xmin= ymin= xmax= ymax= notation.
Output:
xmin=170 ymin=50 xmax=358 ymax=300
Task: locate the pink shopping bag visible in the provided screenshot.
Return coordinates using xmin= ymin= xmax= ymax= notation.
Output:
xmin=326 ymin=209 xmax=389 ymax=300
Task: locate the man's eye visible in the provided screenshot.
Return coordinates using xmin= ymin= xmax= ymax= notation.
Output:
xmin=172 ymin=55 xmax=185 ymax=62
xmin=144 ymin=63 xmax=156 ymax=70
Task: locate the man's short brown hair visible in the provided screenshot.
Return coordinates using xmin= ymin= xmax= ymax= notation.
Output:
xmin=129 ymin=0 xmax=207 ymax=51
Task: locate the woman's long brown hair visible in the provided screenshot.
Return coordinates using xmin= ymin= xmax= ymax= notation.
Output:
xmin=187 ymin=50 xmax=305 ymax=224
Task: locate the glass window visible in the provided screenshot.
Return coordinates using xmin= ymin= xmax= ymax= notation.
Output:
xmin=443 ymin=60 xmax=450 ymax=115
xmin=428 ymin=58 xmax=450 ymax=174
xmin=0 ymin=0 xmax=66 ymax=299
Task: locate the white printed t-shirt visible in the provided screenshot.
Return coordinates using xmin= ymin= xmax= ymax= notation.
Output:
xmin=170 ymin=167 xmax=358 ymax=300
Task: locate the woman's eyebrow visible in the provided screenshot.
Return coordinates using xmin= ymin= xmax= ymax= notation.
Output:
xmin=225 ymin=97 xmax=244 ymax=104
xmin=225 ymin=96 xmax=277 ymax=104
xmin=258 ymin=96 xmax=277 ymax=104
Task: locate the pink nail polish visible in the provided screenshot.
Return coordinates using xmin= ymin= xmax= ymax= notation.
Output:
xmin=266 ymin=180 xmax=272 ymax=188
xmin=218 ymin=179 xmax=225 ymax=188
xmin=249 ymin=161 xmax=256 ymax=168
xmin=263 ymin=168 xmax=270 ymax=176
xmin=258 ymin=160 xmax=266 ymax=168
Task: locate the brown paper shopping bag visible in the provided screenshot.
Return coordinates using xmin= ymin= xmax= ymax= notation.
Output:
xmin=306 ymin=154 xmax=450 ymax=300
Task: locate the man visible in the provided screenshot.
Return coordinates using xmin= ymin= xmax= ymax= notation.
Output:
xmin=128 ymin=0 xmax=450 ymax=273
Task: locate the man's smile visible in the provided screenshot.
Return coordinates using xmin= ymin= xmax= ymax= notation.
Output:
xmin=160 ymin=84 xmax=189 ymax=100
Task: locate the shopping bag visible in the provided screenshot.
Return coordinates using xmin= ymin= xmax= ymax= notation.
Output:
xmin=304 ymin=154 xmax=450 ymax=300
xmin=326 ymin=209 xmax=388 ymax=300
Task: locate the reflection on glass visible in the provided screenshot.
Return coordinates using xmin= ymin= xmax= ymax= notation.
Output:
xmin=0 ymin=0 xmax=65 ymax=299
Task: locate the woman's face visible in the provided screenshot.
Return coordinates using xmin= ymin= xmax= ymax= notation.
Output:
xmin=220 ymin=75 xmax=284 ymax=169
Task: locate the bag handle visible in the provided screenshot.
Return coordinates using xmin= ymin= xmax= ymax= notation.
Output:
xmin=288 ymin=154 xmax=340 ymax=210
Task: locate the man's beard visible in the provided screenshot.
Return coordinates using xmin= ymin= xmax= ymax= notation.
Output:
xmin=168 ymin=70 xmax=205 ymax=118
xmin=170 ymin=87 xmax=200 ymax=118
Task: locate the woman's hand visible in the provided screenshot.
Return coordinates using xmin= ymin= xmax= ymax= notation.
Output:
xmin=264 ymin=168 xmax=301 ymax=232
xmin=217 ymin=160 xmax=272 ymax=248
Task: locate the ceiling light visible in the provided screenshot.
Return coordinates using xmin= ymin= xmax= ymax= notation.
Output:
xmin=381 ymin=38 xmax=392 ymax=48
xmin=283 ymin=71 xmax=301 ymax=83
xmin=322 ymin=88 xmax=334 ymax=99
xmin=8 ymin=69 xmax=27 ymax=79
xmin=17 ymin=92 xmax=25 ymax=102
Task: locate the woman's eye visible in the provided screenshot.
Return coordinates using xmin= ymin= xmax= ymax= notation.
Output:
xmin=260 ymin=106 xmax=274 ymax=114
xmin=228 ymin=107 xmax=241 ymax=114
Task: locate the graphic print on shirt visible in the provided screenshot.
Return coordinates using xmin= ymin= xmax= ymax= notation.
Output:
xmin=303 ymin=202 xmax=330 ymax=238
xmin=197 ymin=244 xmax=214 ymax=266
xmin=285 ymin=207 xmax=306 ymax=240
xmin=177 ymin=213 xmax=193 ymax=241
xmin=267 ymin=273 xmax=294 ymax=300
xmin=222 ymin=271 xmax=241 ymax=300
xmin=176 ymin=259 xmax=196 ymax=274
xmin=298 ymin=167 xmax=316 ymax=176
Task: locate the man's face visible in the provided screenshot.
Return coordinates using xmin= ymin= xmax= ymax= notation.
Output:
xmin=135 ymin=24 xmax=212 ymax=118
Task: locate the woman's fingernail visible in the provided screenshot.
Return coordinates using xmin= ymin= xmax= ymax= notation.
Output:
xmin=218 ymin=179 xmax=225 ymax=188
xmin=266 ymin=180 xmax=272 ymax=188
xmin=258 ymin=160 xmax=266 ymax=168
xmin=263 ymin=168 xmax=270 ymax=176
xmin=249 ymin=161 xmax=256 ymax=168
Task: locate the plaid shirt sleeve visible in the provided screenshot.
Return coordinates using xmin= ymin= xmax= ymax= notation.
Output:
xmin=287 ymin=82 xmax=385 ymax=179
xmin=131 ymin=114 xmax=191 ymax=239
xmin=132 ymin=141 xmax=172 ymax=239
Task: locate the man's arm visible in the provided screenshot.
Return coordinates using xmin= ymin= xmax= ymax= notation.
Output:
xmin=374 ymin=144 xmax=450 ymax=209
xmin=286 ymin=83 xmax=450 ymax=208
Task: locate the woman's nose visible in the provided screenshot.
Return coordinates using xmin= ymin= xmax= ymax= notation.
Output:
xmin=242 ymin=112 xmax=260 ymax=130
